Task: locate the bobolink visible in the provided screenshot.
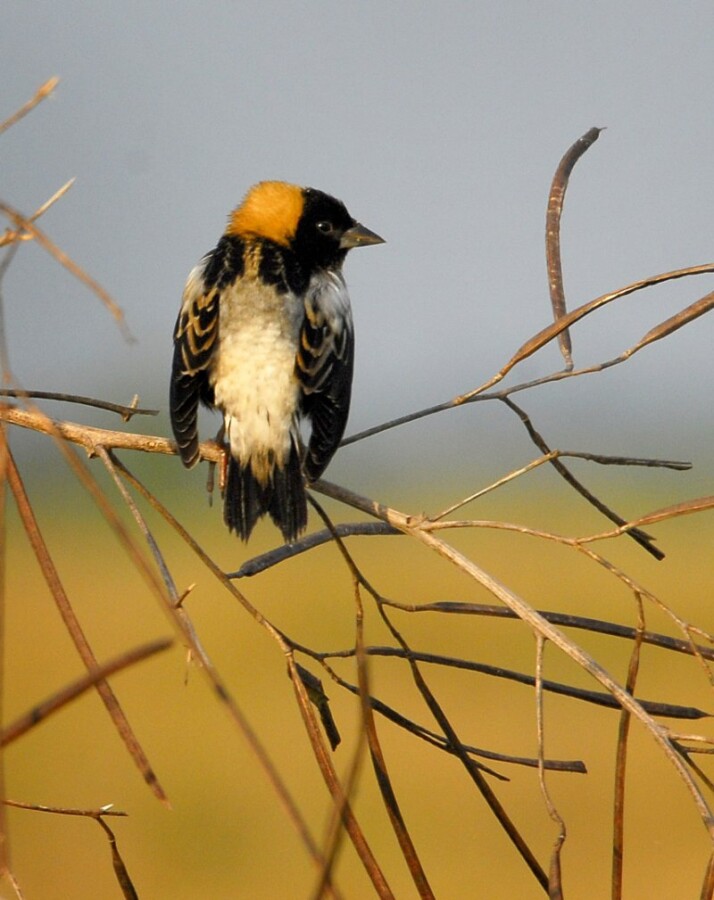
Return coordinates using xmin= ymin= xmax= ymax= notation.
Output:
xmin=170 ymin=181 xmax=383 ymax=542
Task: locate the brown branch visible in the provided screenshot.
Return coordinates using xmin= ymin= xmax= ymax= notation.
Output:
xmin=3 ymin=798 xmax=137 ymax=900
xmin=0 ymin=404 xmax=218 ymax=460
xmin=381 ymin=600 xmax=714 ymax=662
xmin=1 ymin=180 xmax=75 ymax=251
xmin=102 ymin=452 xmax=357 ymax=898
xmin=318 ymin=645 xmax=708 ymax=720
xmin=556 ymin=450 xmax=690 ymax=470
xmin=468 ymin=264 xmax=714 ymax=401
xmin=0 ymin=77 xmax=59 ymax=136
xmin=5 ymin=447 xmax=169 ymax=805
xmin=625 ymin=290 xmax=714 ymax=357
xmin=0 ymin=390 xmax=157 ymax=419
xmin=500 ymin=396 xmax=664 ymax=559
xmin=580 ymin=494 xmax=714 ymax=541
xmin=612 ymin=593 xmax=645 ymax=900
xmin=313 ymin=478 xmax=714 ymax=836
xmin=307 ymin=496 xmax=436 ymax=899
xmin=231 ymin=521 xmax=399 ymax=577
xmin=545 ymin=126 xmax=604 ymax=368
xmin=94 ymin=816 xmax=139 ymax=900
xmin=534 ymin=636 xmax=566 ymax=899
xmin=311 ymin=663 xmax=583 ymax=773
xmin=311 ymin=507 xmax=551 ymax=892
xmin=1 ymin=638 xmax=173 ymax=746
xmin=3 ymin=799 xmax=126 ymax=817
xmin=286 ymin=651 xmax=395 ymax=899
xmin=0 ymin=200 xmax=133 ymax=340
xmin=342 ymin=263 xmax=714 ymax=446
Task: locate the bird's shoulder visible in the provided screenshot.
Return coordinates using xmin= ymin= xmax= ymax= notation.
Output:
xmin=198 ymin=232 xmax=314 ymax=299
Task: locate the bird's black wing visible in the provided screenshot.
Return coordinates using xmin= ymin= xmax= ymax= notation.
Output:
xmin=297 ymin=287 xmax=354 ymax=481
xmin=170 ymin=265 xmax=220 ymax=468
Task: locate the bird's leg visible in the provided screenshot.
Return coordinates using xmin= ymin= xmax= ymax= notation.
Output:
xmin=206 ymin=424 xmax=228 ymax=504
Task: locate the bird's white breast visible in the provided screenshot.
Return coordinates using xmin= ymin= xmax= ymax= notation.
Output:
xmin=211 ymin=279 xmax=303 ymax=476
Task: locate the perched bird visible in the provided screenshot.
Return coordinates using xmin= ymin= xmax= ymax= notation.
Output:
xmin=170 ymin=181 xmax=383 ymax=542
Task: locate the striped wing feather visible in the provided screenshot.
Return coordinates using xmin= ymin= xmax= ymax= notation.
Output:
xmin=170 ymin=267 xmax=219 ymax=468
xmin=297 ymin=296 xmax=354 ymax=481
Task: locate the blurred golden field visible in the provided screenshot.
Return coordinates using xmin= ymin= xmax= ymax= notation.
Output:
xmin=4 ymin=455 xmax=713 ymax=899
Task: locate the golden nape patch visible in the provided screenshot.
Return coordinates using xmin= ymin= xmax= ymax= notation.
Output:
xmin=227 ymin=181 xmax=304 ymax=246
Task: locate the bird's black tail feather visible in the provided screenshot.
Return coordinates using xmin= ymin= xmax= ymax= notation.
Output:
xmin=223 ymin=441 xmax=307 ymax=543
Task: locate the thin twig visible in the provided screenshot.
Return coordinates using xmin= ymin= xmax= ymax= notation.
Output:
xmin=310 ymin=661 xmax=583 ymax=773
xmin=0 ymin=200 xmax=132 ymax=340
xmin=4 ymin=799 xmax=126 ymax=817
xmin=534 ymin=636 xmax=566 ymax=899
xmin=6 ymin=447 xmax=168 ymax=804
xmin=94 ymin=816 xmax=139 ymax=900
xmin=0 ymin=390 xmax=157 ymax=419
xmin=500 ymin=395 xmax=663 ymax=559
xmin=4 ymin=799 xmax=136 ymax=900
xmin=0 ymin=404 xmax=219 ymax=460
xmin=0 ymin=179 xmax=75 ymax=249
xmin=576 ymin=494 xmax=714 ymax=545
xmin=231 ymin=521 xmax=399 ymax=577
xmin=612 ymin=593 xmax=645 ymax=900
xmin=342 ymin=263 xmax=714 ymax=446
xmin=308 ymin=496 xmax=436 ymax=899
xmin=380 ymin=600 xmax=714 ymax=662
xmin=313 ymin=478 xmax=714 ymax=836
xmin=286 ymin=650 xmax=395 ymax=899
xmin=0 ymin=77 xmax=59 ymax=136
xmin=1 ymin=638 xmax=173 ymax=746
xmin=545 ymin=126 xmax=604 ymax=369
xmin=317 ymin=645 xmax=708 ymax=720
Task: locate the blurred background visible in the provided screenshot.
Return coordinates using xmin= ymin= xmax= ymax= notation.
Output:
xmin=3 ymin=3 xmax=714 ymax=898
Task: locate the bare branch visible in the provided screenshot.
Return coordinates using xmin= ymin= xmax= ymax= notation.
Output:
xmin=231 ymin=521 xmax=399 ymax=577
xmin=6 ymin=447 xmax=169 ymax=805
xmin=501 ymin=396 xmax=664 ymax=559
xmin=0 ymin=200 xmax=133 ymax=340
xmin=0 ymin=389 xmax=158 ymax=419
xmin=0 ymin=179 xmax=75 ymax=249
xmin=1 ymin=638 xmax=173 ymax=747
xmin=612 ymin=593 xmax=645 ymax=899
xmin=0 ymin=404 xmax=219 ymax=460
xmin=313 ymin=662 xmax=584 ymax=773
xmin=313 ymin=478 xmax=714 ymax=834
xmin=0 ymin=77 xmax=59 ymax=136
xmin=307 ymin=496 xmax=436 ymax=899
xmin=381 ymin=600 xmax=714 ymax=662
xmin=4 ymin=799 xmax=126 ymax=818
xmin=318 ymin=645 xmax=708 ymax=720
xmin=94 ymin=816 xmax=139 ymax=900
xmin=534 ymin=636 xmax=566 ymax=898
xmin=545 ymin=126 xmax=604 ymax=368
xmin=343 ymin=263 xmax=714 ymax=446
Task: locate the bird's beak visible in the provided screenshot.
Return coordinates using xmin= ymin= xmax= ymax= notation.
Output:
xmin=340 ymin=223 xmax=385 ymax=249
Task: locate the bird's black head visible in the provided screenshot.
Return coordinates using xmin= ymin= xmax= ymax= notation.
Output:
xmin=294 ymin=187 xmax=384 ymax=271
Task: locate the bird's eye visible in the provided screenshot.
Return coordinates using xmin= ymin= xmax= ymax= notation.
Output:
xmin=316 ymin=220 xmax=334 ymax=235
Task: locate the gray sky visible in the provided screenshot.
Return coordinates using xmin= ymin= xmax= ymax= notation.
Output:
xmin=3 ymin=3 xmax=713 ymax=486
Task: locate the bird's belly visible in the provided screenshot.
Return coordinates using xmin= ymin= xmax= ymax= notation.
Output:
xmin=211 ymin=283 xmax=303 ymax=471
